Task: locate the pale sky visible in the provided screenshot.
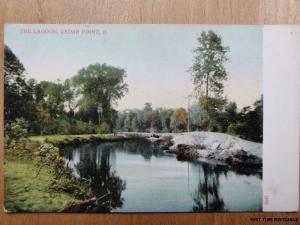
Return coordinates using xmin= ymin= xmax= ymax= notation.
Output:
xmin=5 ymin=24 xmax=262 ymax=110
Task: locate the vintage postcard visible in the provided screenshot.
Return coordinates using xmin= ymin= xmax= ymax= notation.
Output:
xmin=3 ymin=24 xmax=299 ymax=213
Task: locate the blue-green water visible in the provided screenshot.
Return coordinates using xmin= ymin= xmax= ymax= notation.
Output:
xmin=62 ymin=139 xmax=262 ymax=212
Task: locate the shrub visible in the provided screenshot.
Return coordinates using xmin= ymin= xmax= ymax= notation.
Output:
xmin=57 ymin=119 xmax=72 ymax=135
xmin=5 ymin=118 xmax=28 ymax=142
xmin=161 ymin=128 xmax=170 ymax=133
xmin=226 ymin=123 xmax=237 ymax=135
xmin=4 ymin=118 xmax=30 ymax=157
xmin=96 ymin=122 xmax=110 ymax=134
xmin=50 ymin=177 xmax=92 ymax=200
xmin=208 ymin=119 xmax=222 ymax=132
xmin=34 ymin=143 xmax=60 ymax=177
xmin=74 ymin=120 xmax=95 ymax=134
xmin=35 ymin=143 xmax=92 ymax=200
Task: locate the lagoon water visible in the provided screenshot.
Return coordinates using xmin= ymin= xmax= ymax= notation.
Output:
xmin=61 ymin=139 xmax=262 ymax=212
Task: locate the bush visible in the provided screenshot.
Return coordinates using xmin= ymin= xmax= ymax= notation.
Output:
xmin=208 ymin=119 xmax=222 ymax=132
xmin=161 ymin=128 xmax=170 ymax=133
xmin=4 ymin=118 xmax=30 ymax=157
xmin=74 ymin=120 xmax=95 ymax=134
xmin=96 ymin=122 xmax=110 ymax=134
xmin=35 ymin=143 xmax=92 ymax=200
xmin=34 ymin=143 xmax=61 ymax=177
xmin=57 ymin=119 xmax=72 ymax=135
xmin=5 ymin=118 xmax=28 ymax=142
xmin=50 ymin=177 xmax=92 ymax=200
xmin=226 ymin=123 xmax=237 ymax=135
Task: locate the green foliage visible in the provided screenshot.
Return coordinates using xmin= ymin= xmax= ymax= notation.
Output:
xmin=197 ymin=96 xmax=226 ymax=131
xmin=115 ymin=106 xmax=175 ymax=133
xmin=38 ymin=81 xmax=66 ymax=118
xmin=234 ymin=97 xmax=263 ymax=142
xmin=226 ymin=124 xmax=237 ymax=135
xmin=190 ymin=30 xmax=229 ymax=98
xmin=208 ymin=118 xmax=222 ymax=132
xmin=160 ymin=109 xmax=174 ymax=132
xmin=4 ymin=45 xmax=36 ymax=125
xmin=4 ymin=44 xmax=262 ymax=143
xmin=72 ymin=63 xmax=128 ymax=128
xmin=96 ymin=122 xmax=111 ymax=134
xmin=4 ymin=118 xmax=30 ymax=157
xmin=200 ymin=96 xmax=226 ymax=113
xmin=33 ymin=142 xmax=92 ymax=200
xmin=5 ymin=118 xmax=28 ymax=142
xmin=131 ymin=117 xmax=139 ymax=132
xmin=50 ymin=176 xmax=92 ymax=200
xmin=34 ymin=143 xmax=63 ymax=178
xmin=171 ymin=108 xmax=188 ymax=132
xmin=73 ymin=120 xmax=95 ymax=134
xmin=146 ymin=110 xmax=161 ymax=132
xmin=143 ymin=102 xmax=152 ymax=112
xmin=5 ymin=46 xmax=129 ymax=136
xmin=4 ymin=159 xmax=76 ymax=212
xmin=189 ymin=104 xmax=201 ymax=131
xmin=63 ymin=79 xmax=77 ymax=116
xmin=123 ymin=113 xmax=131 ymax=131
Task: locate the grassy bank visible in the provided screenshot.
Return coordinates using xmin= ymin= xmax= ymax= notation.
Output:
xmin=4 ymin=159 xmax=76 ymax=212
xmin=29 ymin=133 xmax=116 ymax=144
xmin=4 ymin=133 xmax=138 ymax=212
xmin=28 ymin=133 xmax=143 ymax=148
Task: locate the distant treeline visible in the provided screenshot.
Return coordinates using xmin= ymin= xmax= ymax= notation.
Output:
xmin=115 ymin=98 xmax=263 ymax=143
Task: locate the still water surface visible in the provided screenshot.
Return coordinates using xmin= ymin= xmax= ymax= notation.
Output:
xmin=61 ymin=139 xmax=262 ymax=212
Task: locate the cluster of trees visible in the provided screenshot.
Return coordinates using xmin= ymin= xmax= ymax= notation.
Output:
xmin=4 ymin=30 xmax=263 ymax=143
xmin=4 ymin=45 xmax=128 ymax=135
xmin=115 ymin=97 xmax=262 ymax=142
xmin=115 ymin=103 xmax=188 ymax=133
xmin=188 ymin=30 xmax=263 ymax=142
xmin=114 ymin=30 xmax=263 ymax=142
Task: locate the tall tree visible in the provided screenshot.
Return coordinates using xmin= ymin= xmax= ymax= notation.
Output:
xmin=123 ymin=113 xmax=131 ymax=132
xmin=39 ymin=81 xmax=66 ymax=119
xmin=235 ymin=96 xmax=263 ymax=142
xmin=189 ymin=104 xmax=202 ymax=131
xmin=160 ymin=109 xmax=174 ymax=132
xmin=190 ymin=31 xmax=229 ymax=98
xmin=143 ymin=103 xmax=152 ymax=113
xmin=4 ymin=45 xmax=36 ymax=125
xmin=72 ymin=63 xmax=128 ymax=130
xmin=63 ymin=79 xmax=77 ymax=118
xmin=171 ymin=108 xmax=188 ymax=132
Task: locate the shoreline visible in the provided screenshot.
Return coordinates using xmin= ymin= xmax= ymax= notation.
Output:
xmin=29 ymin=133 xmax=145 ymax=148
xmin=118 ymin=131 xmax=263 ymax=169
xmin=29 ymin=132 xmax=263 ymax=169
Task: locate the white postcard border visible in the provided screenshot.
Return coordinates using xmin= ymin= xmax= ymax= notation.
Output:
xmin=263 ymin=25 xmax=300 ymax=211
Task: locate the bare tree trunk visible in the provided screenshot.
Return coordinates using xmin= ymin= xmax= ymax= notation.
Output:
xmin=205 ymin=73 xmax=210 ymax=130
xmin=206 ymin=73 xmax=209 ymax=98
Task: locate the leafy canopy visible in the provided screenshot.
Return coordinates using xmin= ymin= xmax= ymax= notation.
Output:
xmin=190 ymin=30 xmax=229 ymax=98
xmin=73 ymin=63 xmax=128 ymax=126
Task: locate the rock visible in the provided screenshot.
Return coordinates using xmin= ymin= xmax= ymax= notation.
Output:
xmin=174 ymin=144 xmax=200 ymax=161
xmin=150 ymin=133 xmax=160 ymax=138
xmin=168 ymin=131 xmax=262 ymax=167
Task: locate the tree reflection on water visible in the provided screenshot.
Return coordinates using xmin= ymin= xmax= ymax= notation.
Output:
xmin=62 ymin=140 xmax=167 ymax=212
xmin=62 ymin=140 xmax=262 ymax=213
xmin=192 ymin=163 xmax=226 ymax=212
xmin=73 ymin=145 xmax=126 ymax=212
